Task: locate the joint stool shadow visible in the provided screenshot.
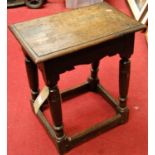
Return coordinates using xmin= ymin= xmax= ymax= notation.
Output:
xmin=9 ymin=2 xmax=145 ymax=154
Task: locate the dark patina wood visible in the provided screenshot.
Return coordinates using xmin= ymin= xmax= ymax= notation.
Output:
xmin=88 ymin=60 xmax=100 ymax=91
xmin=9 ymin=2 xmax=145 ymax=155
xmin=119 ymin=58 xmax=131 ymax=108
xmin=24 ymin=53 xmax=39 ymax=102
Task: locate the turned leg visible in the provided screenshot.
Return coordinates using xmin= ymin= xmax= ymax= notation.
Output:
xmin=47 ymin=85 xmax=66 ymax=154
xmin=25 ymin=55 xmax=39 ymax=102
xmin=119 ymin=58 xmax=130 ymax=108
xmin=48 ymin=85 xmax=64 ymax=138
xmin=41 ymin=63 xmax=65 ymax=154
xmin=88 ymin=60 xmax=100 ymax=91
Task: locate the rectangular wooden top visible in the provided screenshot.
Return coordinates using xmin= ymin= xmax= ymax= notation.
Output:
xmin=10 ymin=2 xmax=145 ymax=63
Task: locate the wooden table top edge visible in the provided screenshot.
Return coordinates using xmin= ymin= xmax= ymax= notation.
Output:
xmin=9 ymin=23 xmax=145 ymax=64
xmin=9 ymin=1 xmax=146 ymax=64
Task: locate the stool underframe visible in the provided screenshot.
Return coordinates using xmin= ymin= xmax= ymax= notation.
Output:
xmin=24 ymin=34 xmax=133 ymax=155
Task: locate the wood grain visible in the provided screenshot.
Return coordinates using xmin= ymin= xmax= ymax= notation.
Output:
xmin=9 ymin=2 xmax=145 ymax=63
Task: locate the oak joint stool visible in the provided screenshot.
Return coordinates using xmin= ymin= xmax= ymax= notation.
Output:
xmin=10 ymin=2 xmax=145 ymax=155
